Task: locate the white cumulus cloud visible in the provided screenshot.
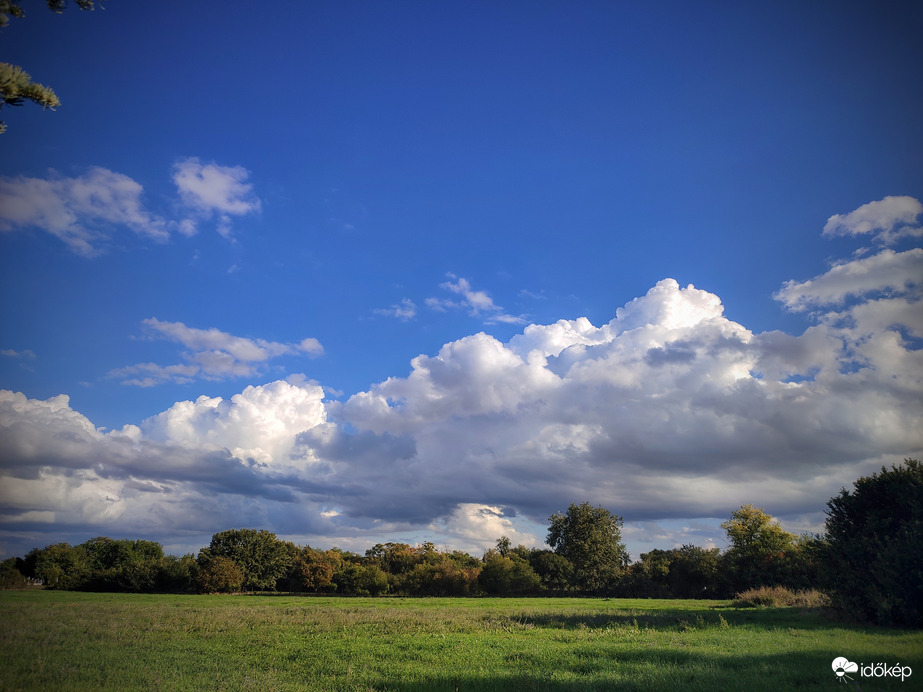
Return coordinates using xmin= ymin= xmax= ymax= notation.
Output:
xmin=428 ymin=504 xmax=541 ymax=554
xmin=1 ymin=196 xmax=921 ymax=558
xmin=141 ymin=379 xmax=328 ymax=466
xmin=0 ymin=382 xmax=335 ymax=550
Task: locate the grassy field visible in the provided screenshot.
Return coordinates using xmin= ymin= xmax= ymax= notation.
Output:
xmin=1 ymin=591 xmax=920 ymax=691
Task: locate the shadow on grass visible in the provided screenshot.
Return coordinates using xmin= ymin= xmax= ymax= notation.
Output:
xmin=373 ymin=649 xmax=903 ymax=691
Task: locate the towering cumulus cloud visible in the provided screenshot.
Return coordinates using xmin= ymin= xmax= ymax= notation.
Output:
xmin=1 ymin=197 xmax=921 ymax=555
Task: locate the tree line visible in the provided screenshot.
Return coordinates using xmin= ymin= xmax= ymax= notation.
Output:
xmin=2 ymin=459 xmax=920 ymax=627
xmin=0 ymin=503 xmax=825 ymax=599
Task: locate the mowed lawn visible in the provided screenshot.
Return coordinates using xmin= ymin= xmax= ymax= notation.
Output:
xmin=1 ymin=591 xmax=920 ymax=691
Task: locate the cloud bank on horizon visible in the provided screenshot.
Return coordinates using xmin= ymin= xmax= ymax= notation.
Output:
xmin=1 ymin=196 xmax=920 ymax=558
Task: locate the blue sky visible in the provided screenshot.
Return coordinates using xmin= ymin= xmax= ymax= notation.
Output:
xmin=1 ymin=1 xmax=921 ymax=560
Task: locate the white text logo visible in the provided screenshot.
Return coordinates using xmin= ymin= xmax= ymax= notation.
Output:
xmin=832 ymin=657 xmax=912 ymax=683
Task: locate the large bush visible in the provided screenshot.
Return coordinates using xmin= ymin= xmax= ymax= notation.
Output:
xmin=823 ymin=458 xmax=923 ymax=627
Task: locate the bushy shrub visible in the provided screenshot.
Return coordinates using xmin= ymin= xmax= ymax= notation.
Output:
xmin=823 ymin=459 xmax=923 ymax=627
xmin=156 ymin=554 xmax=199 ymax=593
xmin=0 ymin=558 xmax=28 ymax=589
xmin=30 ymin=543 xmax=90 ymax=590
xmin=396 ymin=560 xmax=479 ymax=596
xmin=478 ymin=553 xmax=542 ymax=595
xmin=735 ymin=585 xmax=829 ymax=608
xmin=332 ymin=563 xmax=390 ymax=596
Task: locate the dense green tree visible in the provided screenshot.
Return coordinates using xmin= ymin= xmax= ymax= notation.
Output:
xmin=202 ymin=528 xmax=292 ymax=592
xmin=721 ymin=505 xmax=796 ymax=591
xmin=286 ymin=546 xmax=336 ymax=593
xmin=529 ymin=550 xmax=573 ymax=593
xmin=0 ymin=0 xmax=97 ymax=133
xmin=0 ymin=557 xmax=28 ymax=589
xmin=618 ymin=545 xmax=724 ymax=598
xmin=332 ymin=563 xmax=389 ymax=596
xmin=446 ymin=550 xmax=481 ymax=571
xmin=366 ymin=544 xmax=480 ymax=595
xmin=629 ymin=549 xmax=675 ymax=598
xmin=399 ymin=558 xmax=479 ymax=596
xmin=823 ymin=459 xmax=923 ymax=627
xmin=669 ymin=544 xmax=723 ymax=598
xmin=196 ymin=555 xmax=244 ymax=593
xmin=777 ymin=533 xmax=826 ymax=592
xmin=478 ymin=552 xmax=541 ymax=595
xmin=156 ymin=554 xmax=198 ymax=593
xmin=81 ymin=537 xmax=163 ymax=571
xmin=365 ymin=542 xmax=420 ymax=576
xmin=75 ymin=537 xmax=166 ymax=592
xmin=416 ymin=542 xmax=441 ymax=564
xmin=18 ymin=537 xmax=191 ymax=593
xmin=29 ymin=542 xmax=90 ymax=590
xmin=547 ymin=502 xmax=629 ymax=593
xmin=363 ymin=542 xmax=482 ymax=595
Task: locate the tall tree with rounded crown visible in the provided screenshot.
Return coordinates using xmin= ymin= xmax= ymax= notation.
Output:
xmin=547 ymin=501 xmax=629 ymax=594
xmin=201 ymin=528 xmax=292 ymax=592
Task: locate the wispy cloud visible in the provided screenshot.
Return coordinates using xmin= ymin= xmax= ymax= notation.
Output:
xmin=0 ymin=167 xmax=169 ymax=256
xmin=1 ymin=349 xmax=36 ymax=359
xmin=823 ymin=195 xmax=923 ymax=245
xmin=110 ymin=318 xmax=323 ymax=386
xmin=426 ymin=274 xmax=526 ymax=324
xmin=0 ymin=158 xmax=262 ymax=254
xmin=776 ymin=196 xmax=923 ymax=313
xmin=172 ymin=158 xmax=261 ymax=239
xmin=1 ymin=348 xmax=36 ymax=373
xmin=773 ymin=248 xmax=923 ymax=312
xmin=374 ymin=298 xmax=417 ymax=321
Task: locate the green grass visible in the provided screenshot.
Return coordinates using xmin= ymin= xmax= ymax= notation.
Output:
xmin=1 ymin=591 xmax=920 ymax=690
